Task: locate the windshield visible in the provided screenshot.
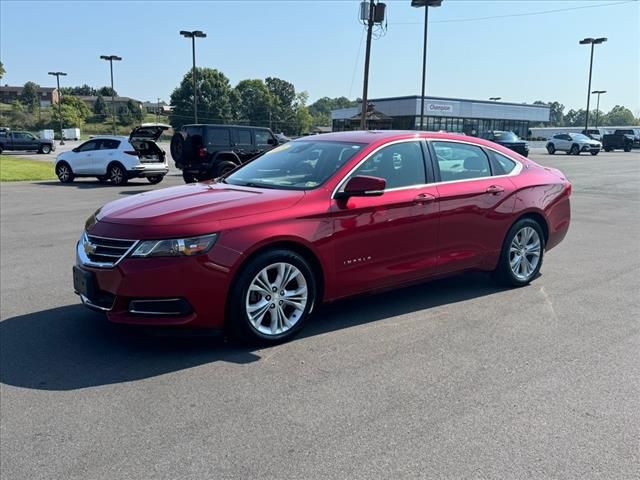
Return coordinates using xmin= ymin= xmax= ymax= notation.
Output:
xmin=225 ymin=141 xmax=365 ymax=190
xmin=571 ymin=133 xmax=591 ymax=141
xmin=492 ymin=131 xmax=519 ymax=142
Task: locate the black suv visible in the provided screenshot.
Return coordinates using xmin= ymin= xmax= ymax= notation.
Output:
xmin=170 ymin=124 xmax=279 ymax=183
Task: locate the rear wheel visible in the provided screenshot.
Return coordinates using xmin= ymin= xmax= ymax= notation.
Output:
xmin=108 ymin=163 xmax=128 ymax=186
xmin=56 ymin=162 xmax=74 ymax=183
xmin=546 ymin=143 xmax=555 ymax=154
xmin=228 ymin=250 xmax=317 ymax=345
xmin=494 ymin=218 xmax=544 ymax=287
xmin=570 ymin=144 xmax=580 ymax=155
xmin=147 ymin=175 xmax=164 ymax=185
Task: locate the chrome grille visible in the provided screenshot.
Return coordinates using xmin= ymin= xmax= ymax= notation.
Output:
xmin=80 ymin=233 xmax=138 ymax=267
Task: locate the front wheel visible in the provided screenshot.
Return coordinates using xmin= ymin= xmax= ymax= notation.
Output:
xmin=590 ymin=150 xmax=599 ymax=156
xmin=546 ymin=143 xmax=555 ymax=154
xmin=494 ymin=219 xmax=544 ymax=287
xmin=228 ymin=250 xmax=317 ymax=345
xmin=56 ymin=162 xmax=74 ymax=183
xmin=182 ymin=172 xmax=198 ymax=183
xmin=147 ymin=175 xmax=164 ymax=185
xmin=40 ymin=144 xmax=51 ymax=154
xmin=624 ymin=146 xmax=632 ymax=152
xmin=108 ymin=163 xmax=128 ymax=186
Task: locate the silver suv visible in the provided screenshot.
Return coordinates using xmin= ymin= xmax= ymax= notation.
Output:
xmin=546 ymin=133 xmax=602 ymax=156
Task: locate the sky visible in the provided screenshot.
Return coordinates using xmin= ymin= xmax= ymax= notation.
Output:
xmin=1 ymin=0 xmax=638 ymax=115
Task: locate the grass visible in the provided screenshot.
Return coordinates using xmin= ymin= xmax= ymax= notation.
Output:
xmin=0 ymin=155 xmax=56 ymax=181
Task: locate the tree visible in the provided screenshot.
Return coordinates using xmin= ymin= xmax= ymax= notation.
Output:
xmin=127 ymin=99 xmax=144 ymax=123
xmin=61 ymin=84 xmax=97 ymax=96
xmin=52 ymin=95 xmax=92 ymax=128
xmin=602 ymin=105 xmax=635 ymax=126
xmin=265 ymin=77 xmax=297 ymax=133
xmin=563 ymin=109 xmax=586 ymax=127
xmin=94 ymin=95 xmax=107 ymax=116
xmin=534 ymin=100 xmax=565 ymax=127
xmin=309 ymin=96 xmax=357 ymax=126
xmin=169 ymin=67 xmax=235 ymax=129
xmin=20 ymin=81 xmax=40 ymax=113
xmin=9 ymin=100 xmax=32 ymax=128
xmin=292 ymin=92 xmax=313 ymax=135
xmin=234 ymin=79 xmax=274 ymax=127
xmin=98 ymin=86 xmax=117 ymax=97
xmin=0 ymin=61 xmax=5 ymax=80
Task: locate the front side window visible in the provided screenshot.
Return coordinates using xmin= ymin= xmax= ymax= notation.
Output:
xmin=225 ymin=141 xmax=364 ymax=190
xmin=432 ymin=141 xmax=491 ymax=181
xmin=255 ymin=130 xmax=273 ymax=147
xmin=347 ymin=141 xmax=426 ymax=189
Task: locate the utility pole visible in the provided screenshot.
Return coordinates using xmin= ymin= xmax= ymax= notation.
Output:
xmin=100 ymin=55 xmax=122 ymax=135
xmin=360 ymin=0 xmax=375 ymax=130
xmin=156 ymin=97 xmax=161 ymax=123
xmin=47 ymin=71 xmax=67 ymax=145
xmin=180 ymin=30 xmax=207 ymax=123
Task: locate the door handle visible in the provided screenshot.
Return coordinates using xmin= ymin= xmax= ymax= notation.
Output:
xmin=486 ymin=185 xmax=504 ymax=194
xmin=413 ymin=192 xmax=436 ymax=204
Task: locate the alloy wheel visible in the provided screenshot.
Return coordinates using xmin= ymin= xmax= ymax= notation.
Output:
xmin=245 ymin=262 xmax=308 ymax=336
xmin=110 ymin=166 xmax=124 ymax=185
xmin=509 ymin=226 xmax=541 ymax=281
xmin=57 ymin=164 xmax=71 ymax=182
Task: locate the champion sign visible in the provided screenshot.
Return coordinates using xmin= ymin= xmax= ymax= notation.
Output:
xmin=427 ymin=103 xmax=453 ymax=113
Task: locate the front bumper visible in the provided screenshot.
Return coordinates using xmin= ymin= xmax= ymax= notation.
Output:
xmin=74 ymin=239 xmax=239 ymax=328
xmin=581 ymin=144 xmax=601 ymax=152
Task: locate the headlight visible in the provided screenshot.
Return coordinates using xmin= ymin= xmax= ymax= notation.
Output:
xmin=130 ymin=233 xmax=218 ymax=258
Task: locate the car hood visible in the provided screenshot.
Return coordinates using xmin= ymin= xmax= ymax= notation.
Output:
xmin=96 ymin=182 xmax=305 ymax=227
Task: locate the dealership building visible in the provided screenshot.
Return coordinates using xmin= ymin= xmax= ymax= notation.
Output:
xmin=331 ymin=95 xmax=550 ymax=138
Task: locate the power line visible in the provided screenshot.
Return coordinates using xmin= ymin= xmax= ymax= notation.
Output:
xmin=390 ymin=0 xmax=636 ymax=25
xmin=348 ymin=27 xmax=366 ymax=99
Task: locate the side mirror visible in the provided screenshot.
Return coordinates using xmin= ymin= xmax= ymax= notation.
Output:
xmin=72 ymin=147 xmax=79 ymax=153
xmin=267 ymin=138 xmax=277 ymax=145
xmin=335 ymin=175 xmax=386 ymax=199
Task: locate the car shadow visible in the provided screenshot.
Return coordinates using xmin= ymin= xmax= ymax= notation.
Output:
xmin=34 ymin=180 xmax=154 ymax=190
xmin=0 ymin=273 xmax=506 ymax=391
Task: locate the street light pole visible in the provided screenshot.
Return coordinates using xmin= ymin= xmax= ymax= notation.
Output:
xmin=592 ymin=90 xmax=606 ymax=129
xmin=412 ymin=0 xmax=443 ymax=130
xmin=579 ymin=37 xmax=607 ymax=134
xmin=99 ymin=55 xmax=122 ymax=135
xmin=180 ymin=30 xmax=207 ymax=124
xmin=47 ymin=71 xmax=67 ymax=145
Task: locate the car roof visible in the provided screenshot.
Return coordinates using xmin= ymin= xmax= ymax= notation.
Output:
xmin=184 ymin=124 xmax=272 ymax=131
xmin=86 ymin=136 xmax=128 ymax=141
xmin=293 ymin=130 xmax=485 ymax=145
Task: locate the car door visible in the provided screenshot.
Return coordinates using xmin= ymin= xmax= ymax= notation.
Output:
xmin=558 ymin=134 xmax=572 ymax=151
xmin=330 ymin=140 xmax=440 ymax=297
xmin=92 ymin=139 xmax=121 ymax=174
xmin=254 ymin=129 xmax=277 ymax=155
xmin=12 ymin=132 xmax=30 ymax=149
xmin=232 ymin=128 xmax=257 ymax=162
xmin=71 ymin=140 xmax=100 ymax=174
xmin=429 ymin=140 xmax=517 ymax=274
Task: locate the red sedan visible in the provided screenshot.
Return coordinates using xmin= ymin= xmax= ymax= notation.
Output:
xmin=74 ymin=131 xmax=571 ymax=343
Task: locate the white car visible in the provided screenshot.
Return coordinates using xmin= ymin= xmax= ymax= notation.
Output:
xmin=54 ymin=124 xmax=170 ymax=185
xmin=546 ymin=132 xmax=602 ymax=156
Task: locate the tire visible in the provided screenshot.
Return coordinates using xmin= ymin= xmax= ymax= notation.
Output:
xmin=604 ymin=147 xmax=612 ymax=152
xmin=108 ymin=163 xmax=128 ymax=186
xmin=494 ymin=218 xmax=545 ymax=287
xmin=96 ymin=176 xmax=109 ymax=184
xmin=546 ymin=143 xmax=555 ymax=154
xmin=147 ymin=175 xmax=164 ymax=185
xmin=170 ymin=132 xmax=187 ymax=163
xmin=215 ymin=160 xmax=238 ymax=177
xmin=0 ymin=145 xmax=3 ymax=154
xmin=228 ymin=249 xmax=317 ymax=345
xmin=570 ymin=144 xmax=580 ymax=155
xmin=182 ymin=172 xmax=198 ymax=183
xmin=624 ymin=146 xmax=631 ymax=152
xmin=39 ymin=144 xmax=51 ymax=154
xmin=590 ymin=150 xmax=599 ymax=156
xmin=55 ymin=162 xmax=74 ymax=183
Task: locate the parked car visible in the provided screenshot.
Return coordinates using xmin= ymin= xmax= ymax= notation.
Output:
xmin=63 ymin=128 xmax=81 ymax=141
xmin=170 ymin=124 xmax=279 ymax=183
xmin=601 ymin=131 xmax=634 ymax=152
xmin=581 ymin=128 xmax=606 ymax=141
xmin=481 ymin=130 xmax=529 ymax=157
xmin=73 ymin=131 xmax=572 ymax=344
xmin=54 ymin=124 xmax=169 ymax=185
xmin=0 ymin=130 xmax=55 ymax=154
xmin=546 ymin=133 xmax=601 ymax=155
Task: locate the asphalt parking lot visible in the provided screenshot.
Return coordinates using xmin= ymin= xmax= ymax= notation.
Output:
xmin=1 ymin=150 xmax=638 ymax=479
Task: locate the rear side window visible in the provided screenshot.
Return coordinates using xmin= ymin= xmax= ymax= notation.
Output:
xmin=77 ymin=140 xmax=99 ymax=152
xmin=488 ymin=150 xmax=517 ymax=175
xmin=236 ymin=129 xmax=252 ymax=146
xmin=432 ymin=141 xmax=491 ymax=181
xmin=205 ymin=128 xmax=230 ymax=147
xmin=99 ymin=139 xmax=121 ymax=150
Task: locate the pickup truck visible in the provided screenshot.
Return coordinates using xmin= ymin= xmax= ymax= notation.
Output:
xmin=602 ymin=130 xmax=635 ymax=152
xmin=0 ymin=131 xmax=56 ymax=154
